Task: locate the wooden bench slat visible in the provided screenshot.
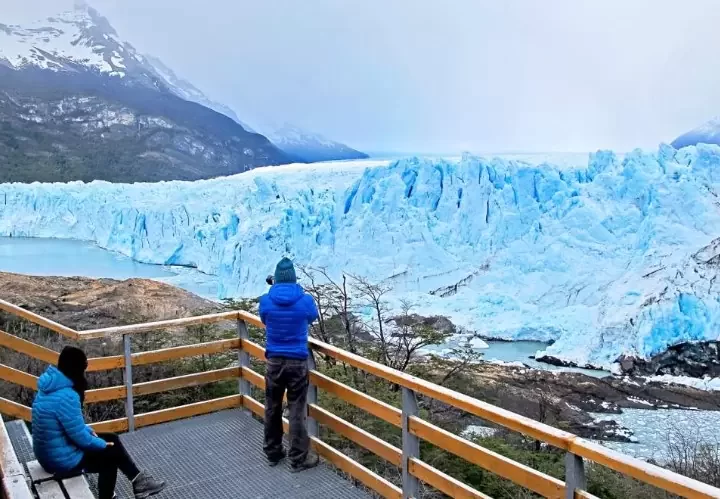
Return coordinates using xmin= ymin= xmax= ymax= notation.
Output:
xmin=28 ymin=460 xmax=96 ymax=499
xmin=61 ymin=476 xmax=95 ymax=499
xmin=35 ymin=480 xmax=65 ymax=499
xmin=27 ymin=460 xmax=53 ymax=481
xmin=3 ymin=475 xmax=34 ymax=499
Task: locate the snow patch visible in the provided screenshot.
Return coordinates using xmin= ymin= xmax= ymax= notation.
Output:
xmin=645 ymin=374 xmax=720 ymax=392
xmin=486 ymin=359 xmax=525 ymax=368
xmin=461 ymin=426 xmax=498 ymax=439
xmin=627 ymin=396 xmax=654 ymax=407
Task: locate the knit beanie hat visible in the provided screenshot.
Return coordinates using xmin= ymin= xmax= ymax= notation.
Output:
xmin=274 ymin=257 xmax=297 ymax=284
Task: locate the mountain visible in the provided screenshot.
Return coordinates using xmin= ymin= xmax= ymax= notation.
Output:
xmin=671 ymin=117 xmax=720 ymax=148
xmin=124 ymin=58 xmax=368 ymax=163
xmin=3 ymin=145 xmax=720 ymax=372
xmin=258 ymin=123 xmax=369 ymax=163
xmin=140 ymin=54 xmax=256 ymax=133
xmin=129 ymin=62 xmax=368 ymax=164
xmin=0 ymin=5 xmax=290 ymax=183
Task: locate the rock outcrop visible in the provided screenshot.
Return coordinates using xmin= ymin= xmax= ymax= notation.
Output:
xmin=617 ymin=341 xmax=720 ymax=378
xmin=0 ymin=271 xmax=219 ymax=330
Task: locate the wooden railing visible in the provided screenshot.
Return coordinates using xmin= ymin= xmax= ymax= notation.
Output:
xmin=0 ymin=297 xmax=719 ymax=499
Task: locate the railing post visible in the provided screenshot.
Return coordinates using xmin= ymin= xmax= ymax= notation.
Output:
xmin=565 ymin=452 xmax=586 ymax=499
xmin=402 ymin=387 xmax=420 ymax=499
xmin=237 ymin=319 xmax=251 ymax=408
xmin=306 ymin=351 xmax=319 ymax=438
xmin=122 ymin=334 xmax=135 ymax=432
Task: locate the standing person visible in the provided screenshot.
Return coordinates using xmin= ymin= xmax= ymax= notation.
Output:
xmin=32 ymin=346 xmax=166 ymax=499
xmin=259 ymin=257 xmax=320 ymax=471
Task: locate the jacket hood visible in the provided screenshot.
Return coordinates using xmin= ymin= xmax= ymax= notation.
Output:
xmin=37 ymin=366 xmax=74 ymax=394
xmin=268 ymin=283 xmax=304 ymax=306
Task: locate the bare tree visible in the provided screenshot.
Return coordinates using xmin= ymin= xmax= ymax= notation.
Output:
xmin=299 ymin=269 xmax=457 ymax=377
xmin=534 ymin=389 xmax=554 ymax=451
xmin=438 ymin=338 xmax=484 ymax=386
xmin=665 ymin=416 xmax=720 ymax=487
xmin=387 ymin=300 xmax=453 ymax=373
xmin=303 ymin=266 xmax=362 ymax=354
xmin=298 ymin=266 xmax=335 ymax=345
xmin=348 ymin=273 xmax=392 ymax=365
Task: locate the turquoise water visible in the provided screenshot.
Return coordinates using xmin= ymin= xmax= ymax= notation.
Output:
xmin=482 ymin=340 xmax=609 ymax=378
xmin=0 ymin=237 xmax=219 ymax=299
xmin=427 ymin=337 xmax=610 ymax=377
xmin=0 ymin=237 xmax=175 ymax=279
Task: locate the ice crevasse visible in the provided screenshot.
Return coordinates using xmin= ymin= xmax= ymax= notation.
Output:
xmin=2 ymin=146 xmax=720 ymax=369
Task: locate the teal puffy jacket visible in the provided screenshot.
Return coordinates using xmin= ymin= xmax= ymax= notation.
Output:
xmin=31 ymin=366 xmax=107 ymax=472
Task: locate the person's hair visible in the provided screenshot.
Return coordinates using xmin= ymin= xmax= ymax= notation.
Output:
xmin=57 ymin=346 xmax=89 ymax=404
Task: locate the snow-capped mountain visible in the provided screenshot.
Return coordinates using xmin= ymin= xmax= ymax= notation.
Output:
xmin=3 ymin=145 xmax=720 ymax=371
xmin=141 ymin=54 xmax=257 ymax=133
xmin=0 ymin=4 xmax=289 ymax=183
xmin=1 ymin=6 xmax=160 ymax=86
xmin=257 ymin=122 xmax=369 ymax=163
xmin=671 ymin=117 xmax=720 ymax=148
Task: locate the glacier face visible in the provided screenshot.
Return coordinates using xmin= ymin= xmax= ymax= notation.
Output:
xmin=2 ymin=147 xmax=720 ymax=369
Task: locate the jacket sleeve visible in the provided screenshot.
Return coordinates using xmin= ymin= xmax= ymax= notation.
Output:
xmin=305 ymin=295 xmax=320 ymax=323
xmin=56 ymin=391 xmax=107 ymax=451
xmin=259 ymin=295 xmax=268 ymax=324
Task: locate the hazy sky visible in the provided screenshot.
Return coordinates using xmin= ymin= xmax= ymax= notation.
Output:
xmin=5 ymin=0 xmax=720 ymax=154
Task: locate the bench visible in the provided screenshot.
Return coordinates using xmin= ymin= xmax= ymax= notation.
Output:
xmin=26 ymin=461 xmax=94 ymax=499
xmin=0 ymin=418 xmax=33 ymax=499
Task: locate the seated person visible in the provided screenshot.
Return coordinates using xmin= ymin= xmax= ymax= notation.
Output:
xmin=32 ymin=346 xmax=166 ymax=499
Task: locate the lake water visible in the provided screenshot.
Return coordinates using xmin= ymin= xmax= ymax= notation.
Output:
xmin=0 ymin=237 xmax=220 ymax=299
xmin=427 ymin=336 xmax=610 ymax=378
xmin=0 ymin=237 xmax=175 ymax=279
xmin=482 ymin=340 xmax=609 ymax=378
xmin=591 ymin=408 xmax=720 ymax=461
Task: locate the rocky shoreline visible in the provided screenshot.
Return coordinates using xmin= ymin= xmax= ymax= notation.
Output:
xmin=617 ymin=341 xmax=720 ymax=378
xmin=0 ymin=271 xmax=220 ymax=330
xmin=535 ymin=340 xmax=720 ymax=381
xmin=430 ymin=358 xmax=720 ymax=444
xmin=533 ymin=353 xmax=603 ymax=371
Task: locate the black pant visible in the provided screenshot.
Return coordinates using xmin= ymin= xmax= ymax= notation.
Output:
xmin=76 ymin=433 xmax=140 ymax=499
xmin=263 ymin=357 xmax=310 ymax=466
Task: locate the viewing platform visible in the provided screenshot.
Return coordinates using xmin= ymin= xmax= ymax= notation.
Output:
xmin=3 ymin=409 xmax=369 ymax=499
xmin=2 ymin=297 xmax=720 ymax=499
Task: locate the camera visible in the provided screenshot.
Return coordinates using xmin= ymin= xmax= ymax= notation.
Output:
xmin=266 ymin=275 xmax=274 ymax=286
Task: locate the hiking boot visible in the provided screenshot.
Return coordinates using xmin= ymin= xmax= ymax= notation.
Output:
xmin=133 ymin=471 xmax=166 ymax=498
xmin=290 ymin=453 xmax=320 ymax=473
xmin=267 ymin=452 xmax=286 ymax=467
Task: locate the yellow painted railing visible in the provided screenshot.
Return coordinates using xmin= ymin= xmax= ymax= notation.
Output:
xmin=0 ymin=297 xmax=719 ymax=499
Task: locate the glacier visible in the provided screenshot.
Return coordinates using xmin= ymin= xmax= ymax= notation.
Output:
xmin=2 ymin=146 xmax=720 ymax=370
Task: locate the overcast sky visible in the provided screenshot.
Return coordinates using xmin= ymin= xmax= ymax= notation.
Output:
xmin=5 ymin=0 xmax=720 ymax=154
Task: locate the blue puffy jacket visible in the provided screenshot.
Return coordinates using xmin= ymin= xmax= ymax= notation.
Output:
xmin=31 ymin=366 xmax=107 ymax=472
xmin=259 ymin=283 xmax=319 ymax=360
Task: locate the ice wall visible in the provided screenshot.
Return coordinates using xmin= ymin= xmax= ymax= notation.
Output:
xmin=2 ymin=147 xmax=720 ymax=368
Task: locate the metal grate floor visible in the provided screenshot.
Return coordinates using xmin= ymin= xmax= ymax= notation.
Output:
xmin=6 ymin=410 xmax=372 ymax=499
